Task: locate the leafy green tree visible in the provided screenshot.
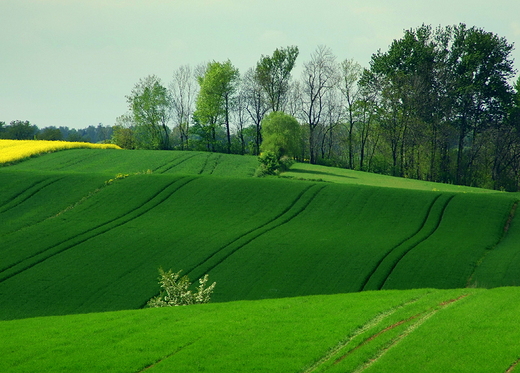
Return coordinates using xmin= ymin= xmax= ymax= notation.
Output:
xmin=127 ymin=75 xmax=171 ymax=150
xmin=255 ymin=46 xmax=299 ymax=113
xmin=260 ymin=111 xmax=301 ymax=158
xmin=2 ymin=120 xmax=38 ymax=140
xmin=447 ymin=24 xmax=516 ymax=184
xmin=193 ymin=60 xmax=240 ymax=153
xmin=37 ymin=127 xmax=63 ymax=141
xmin=363 ymin=23 xmax=516 ymax=187
xmin=147 ymin=268 xmax=216 ymax=307
xmin=365 ymin=24 xmax=446 ymax=178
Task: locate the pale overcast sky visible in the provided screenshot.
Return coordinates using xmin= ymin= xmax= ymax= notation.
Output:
xmin=1 ymin=0 xmax=519 ymax=129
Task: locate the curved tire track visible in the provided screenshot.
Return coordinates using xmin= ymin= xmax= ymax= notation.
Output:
xmin=0 ymin=177 xmax=196 ymax=283
xmin=0 ymin=177 xmax=65 ymax=214
xmin=361 ymin=194 xmax=455 ymax=291
xmin=183 ymin=184 xmax=327 ymax=282
xmin=153 ymin=153 xmax=200 ymax=174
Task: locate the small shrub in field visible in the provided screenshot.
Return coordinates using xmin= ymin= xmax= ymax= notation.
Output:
xmin=255 ymin=151 xmax=294 ymax=176
xmin=147 ymin=268 xmax=216 ymax=307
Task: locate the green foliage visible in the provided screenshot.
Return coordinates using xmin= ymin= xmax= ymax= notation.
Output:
xmin=193 ymin=60 xmax=240 ymax=152
xmin=255 ymin=46 xmax=299 ymax=112
xmin=147 ymin=268 xmax=215 ymax=307
xmin=111 ymin=125 xmax=136 ymax=149
xmin=260 ymin=111 xmax=301 ymax=158
xmin=256 ymin=151 xmax=294 ymax=176
xmin=362 ymin=23 xmax=516 ymax=187
xmin=0 ymin=120 xmax=38 ymax=140
xmin=36 ymin=127 xmax=63 ymax=141
xmin=126 ymin=75 xmax=171 ymax=150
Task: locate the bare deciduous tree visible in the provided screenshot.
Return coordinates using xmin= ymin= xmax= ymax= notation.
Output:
xmin=301 ymin=45 xmax=340 ymax=164
xmin=169 ymin=65 xmax=197 ymax=150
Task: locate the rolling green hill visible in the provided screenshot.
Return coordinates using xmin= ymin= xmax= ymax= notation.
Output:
xmin=1 ymin=149 xmax=519 ymax=320
xmin=2 ymin=287 xmax=520 ymax=373
xmin=2 ymin=146 xmax=520 ymax=372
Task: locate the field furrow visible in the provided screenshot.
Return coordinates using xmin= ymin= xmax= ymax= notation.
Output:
xmin=0 ymin=177 xmax=62 ymax=214
xmin=0 ymin=177 xmax=195 ymax=283
xmin=153 ymin=152 xmax=199 ymax=174
xmin=184 ymin=184 xmax=325 ymax=282
xmin=362 ymin=194 xmax=455 ymax=291
xmin=197 ymin=152 xmax=212 ymax=174
xmin=301 ymin=296 xmax=424 ymax=373
xmin=380 ymin=193 xmax=514 ymax=290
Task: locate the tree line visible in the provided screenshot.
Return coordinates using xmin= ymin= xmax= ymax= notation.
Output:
xmin=3 ymin=23 xmax=519 ymax=190
xmin=0 ymin=120 xmax=113 ymax=143
xmin=116 ymin=23 xmax=520 ymax=190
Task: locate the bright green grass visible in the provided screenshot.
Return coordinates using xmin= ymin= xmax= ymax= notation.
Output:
xmin=7 ymin=148 xmax=258 ymax=177
xmin=282 ymin=162 xmax=501 ymax=193
xmin=1 ymin=288 xmax=520 ymax=373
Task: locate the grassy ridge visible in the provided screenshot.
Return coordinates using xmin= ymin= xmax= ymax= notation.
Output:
xmin=7 ymin=148 xmax=258 ymax=177
xmin=282 ymin=162 xmax=500 ymax=193
xmin=0 ymin=170 xmax=112 ymax=236
xmin=1 ymin=288 xmax=520 ymax=373
xmin=3 ymin=146 xmax=520 ymax=372
xmin=1 ymin=166 xmax=518 ymax=320
xmin=0 ymin=173 xmax=317 ymax=319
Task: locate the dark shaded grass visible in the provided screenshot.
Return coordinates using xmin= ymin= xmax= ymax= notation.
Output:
xmin=0 ymin=170 xmax=111 ymax=236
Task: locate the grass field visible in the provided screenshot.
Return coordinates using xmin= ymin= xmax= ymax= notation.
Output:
xmin=6 ymin=148 xmax=258 ymax=176
xmin=1 ymin=142 xmax=520 ymax=371
xmin=2 ymin=288 xmax=520 ymax=373
xmin=1 ymin=167 xmax=517 ymax=320
xmin=282 ymin=162 xmax=500 ymax=193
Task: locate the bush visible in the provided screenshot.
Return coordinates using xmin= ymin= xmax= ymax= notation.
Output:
xmin=147 ymin=268 xmax=216 ymax=307
xmin=255 ymin=151 xmax=295 ymax=176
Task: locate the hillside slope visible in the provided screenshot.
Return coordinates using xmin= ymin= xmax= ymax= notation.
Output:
xmin=1 ymin=149 xmax=520 ymax=320
xmin=2 ymin=288 xmax=520 ymax=373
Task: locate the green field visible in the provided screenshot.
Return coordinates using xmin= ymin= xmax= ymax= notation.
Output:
xmin=2 ymin=288 xmax=520 ymax=373
xmin=1 ymin=147 xmax=520 ymax=371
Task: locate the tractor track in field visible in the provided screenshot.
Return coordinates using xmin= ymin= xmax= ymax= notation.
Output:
xmin=0 ymin=176 xmax=65 ymax=214
xmin=301 ymin=296 xmax=425 ymax=373
xmin=197 ymin=153 xmax=211 ymax=174
xmin=153 ymin=152 xmax=200 ymax=174
xmin=347 ymin=294 xmax=470 ymax=373
xmin=506 ymin=358 xmax=520 ymax=373
xmin=184 ymin=183 xmax=327 ymax=282
xmin=360 ymin=194 xmax=455 ymax=291
xmin=135 ymin=338 xmax=201 ymax=373
xmin=50 ymin=150 xmax=102 ymax=171
xmin=465 ymin=200 xmax=520 ymax=288
xmin=303 ymin=293 xmax=470 ymax=373
xmin=208 ymin=154 xmax=222 ymax=174
xmin=0 ymin=177 xmax=196 ymax=284
xmin=197 ymin=153 xmax=214 ymax=174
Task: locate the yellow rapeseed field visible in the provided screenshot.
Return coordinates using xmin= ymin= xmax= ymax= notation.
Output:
xmin=0 ymin=139 xmax=121 ymax=164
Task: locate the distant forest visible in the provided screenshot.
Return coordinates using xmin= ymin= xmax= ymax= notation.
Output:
xmin=3 ymin=23 xmax=520 ymax=191
xmin=0 ymin=121 xmax=112 ymax=144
